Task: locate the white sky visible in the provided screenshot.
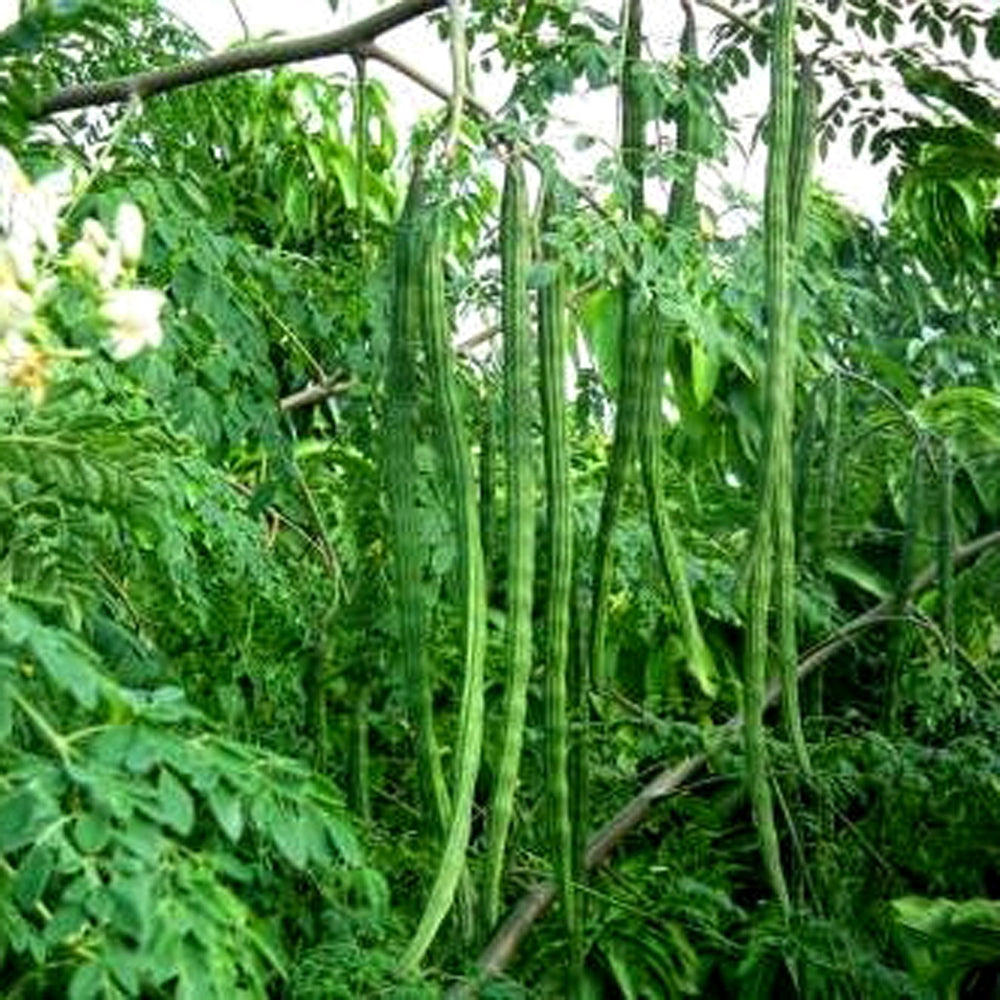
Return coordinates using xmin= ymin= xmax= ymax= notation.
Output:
xmin=160 ymin=0 xmax=891 ymax=222
xmin=0 ymin=0 xmax=901 ymax=221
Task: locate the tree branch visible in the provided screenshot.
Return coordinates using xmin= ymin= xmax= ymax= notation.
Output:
xmin=468 ymin=528 xmax=1000 ymax=983
xmin=36 ymin=0 xmax=446 ymax=117
xmin=279 ymin=378 xmax=353 ymax=412
xmin=694 ymin=0 xmax=767 ymax=41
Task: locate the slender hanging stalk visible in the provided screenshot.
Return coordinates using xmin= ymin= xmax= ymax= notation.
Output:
xmin=479 ymin=376 xmax=497 ymax=577
xmin=937 ymin=439 xmax=956 ymax=672
xmin=444 ymin=0 xmax=467 ymax=159
xmin=398 ymin=200 xmax=487 ymax=976
xmin=353 ymin=52 xmax=369 ymax=274
xmin=640 ymin=0 xmax=715 ymax=699
xmin=886 ymin=441 xmax=926 ymax=734
xmin=484 ymin=157 xmax=536 ymax=930
xmin=537 ymin=183 xmax=577 ymax=971
xmin=589 ymin=0 xmax=645 ymax=690
xmin=385 ymin=170 xmax=451 ymax=837
xmin=743 ymin=0 xmax=799 ymax=912
xmin=815 ymin=371 xmax=842 ymax=572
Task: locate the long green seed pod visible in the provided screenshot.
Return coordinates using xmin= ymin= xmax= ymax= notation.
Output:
xmin=399 ymin=203 xmax=487 ymax=976
xmin=537 ymin=182 xmax=577 ymax=967
xmin=385 ymin=170 xmax=450 ymax=837
xmin=775 ymin=47 xmax=817 ymax=777
xmin=640 ymin=0 xmax=716 ymax=699
xmin=787 ymin=55 xmax=818 ymax=253
xmin=479 ymin=378 xmax=497 ymax=577
xmin=743 ymin=0 xmax=799 ymax=912
xmin=589 ymin=0 xmax=645 ymax=690
xmin=484 ymin=157 xmax=536 ymax=930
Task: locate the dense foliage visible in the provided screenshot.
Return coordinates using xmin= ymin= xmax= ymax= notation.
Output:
xmin=0 ymin=0 xmax=999 ymax=997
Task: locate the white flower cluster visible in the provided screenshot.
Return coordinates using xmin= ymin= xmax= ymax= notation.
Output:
xmin=0 ymin=146 xmax=167 ymax=399
xmin=68 ymin=205 xmax=166 ymax=360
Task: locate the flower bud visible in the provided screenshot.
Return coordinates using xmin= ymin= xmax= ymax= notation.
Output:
xmin=5 ymin=239 xmax=36 ymax=289
xmin=0 ymin=286 xmax=35 ymax=337
xmin=100 ymin=288 xmax=166 ymax=360
xmin=114 ymin=202 xmax=145 ymax=267
xmin=81 ymin=218 xmax=110 ymax=252
xmin=99 ymin=240 xmax=122 ymax=290
xmin=68 ymin=238 xmax=103 ymax=281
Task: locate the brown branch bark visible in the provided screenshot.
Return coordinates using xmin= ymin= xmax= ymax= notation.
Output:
xmin=36 ymin=0 xmax=445 ymax=117
xmin=357 ymin=42 xmax=493 ymax=123
xmin=469 ymin=528 xmax=1000 ymax=983
xmin=279 ymin=378 xmax=353 ymax=412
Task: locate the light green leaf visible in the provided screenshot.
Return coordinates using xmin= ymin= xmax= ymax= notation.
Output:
xmin=74 ymin=812 xmax=111 ymax=854
xmin=158 ymin=768 xmax=195 ymax=836
xmin=691 ymin=338 xmax=719 ymax=409
xmin=68 ymin=962 xmax=103 ymax=1000
xmin=207 ymin=783 xmax=244 ymax=844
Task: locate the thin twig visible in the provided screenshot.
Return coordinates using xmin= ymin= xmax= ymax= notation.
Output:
xmin=227 ymin=0 xmax=251 ymax=41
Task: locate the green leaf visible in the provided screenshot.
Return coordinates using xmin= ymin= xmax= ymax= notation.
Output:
xmin=579 ymin=287 xmax=621 ymax=393
xmin=68 ymin=962 xmax=103 ymax=1000
xmin=158 ymin=768 xmax=195 ymax=836
xmin=207 ymin=783 xmax=244 ymax=843
xmin=826 ymin=553 xmax=891 ymax=600
xmin=988 ymin=13 xmax=1000 ymax=59
xmin=690 ymin=339 xmax=719 ymax=409
xmin=271 ymin=801 xmax=308 ymax=870
xmin=14 ymin=843 xmax=54 ymax=908
xmin=0 ymin=674 xmax=11 ymax=741
xmin=0 ymin=789 xmax=37 ymax=852
xmin=3 ymin=603 xmax=102 ymax=709
xmin=74 ymin=811 xmax=112 ymax=854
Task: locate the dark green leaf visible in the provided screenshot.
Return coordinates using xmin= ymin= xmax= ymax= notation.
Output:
xmin=14 ymin=844 xmax=54 ymax=908
xmin=0 ymin=790 xmax=37 ymax=852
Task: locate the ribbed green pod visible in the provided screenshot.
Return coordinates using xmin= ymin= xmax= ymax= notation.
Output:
xmin=743 ymin=0 xmax=799 ymax=911
xmin=384 ymin=171 xmax=450 ymax=838
xmin=537 ymin=182 xmax=577 ymax=967
xmin=640 ymin=0 xmax=716 ymax=699
xmin=398 ymin=202 xmax=486 ymax=976
xmin=484 ymin=157 xmax=536 ymax=930
xmin=775 ymin=49 xmax=816 ymax=777
xmin=787 ymin=56 xmax=818 ymax=253
xmin=589 ymin=0 xmax=645 ymax=690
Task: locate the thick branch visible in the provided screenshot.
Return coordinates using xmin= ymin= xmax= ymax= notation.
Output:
xmin=279 ymin=378 xmax=353 ymax=412
xmin=471 ymin=528 xmax=1000 ymax=982
xmin=36 ymin=0 xmax=445 ymax=117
